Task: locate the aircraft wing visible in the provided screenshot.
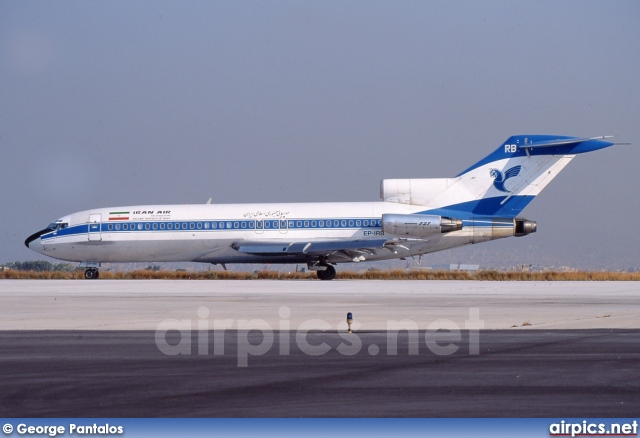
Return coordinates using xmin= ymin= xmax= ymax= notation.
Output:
xmin=232 ymin=238 xmax=422 ymax=263
xmin=232 ymin=239 xmax=389 ymax=256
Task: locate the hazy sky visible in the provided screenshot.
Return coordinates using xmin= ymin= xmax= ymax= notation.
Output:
xmin=1 ymin=1 xmax=639 ymax=268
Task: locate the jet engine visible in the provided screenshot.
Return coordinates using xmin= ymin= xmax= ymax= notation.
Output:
xmin=514 ymin=218 xmax=537 ymax=236
xmin=381 ymin=214 xmax=463 ymax=237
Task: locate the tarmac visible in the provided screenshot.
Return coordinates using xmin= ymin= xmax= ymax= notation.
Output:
xmin=0 ymin=280 xmax=638 ymax=417
xmin=1 ymin=280 xmax=639 ymax=330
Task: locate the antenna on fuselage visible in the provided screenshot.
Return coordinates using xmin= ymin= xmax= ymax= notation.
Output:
xmin=206 ymin=198 xmax=212 ymax=204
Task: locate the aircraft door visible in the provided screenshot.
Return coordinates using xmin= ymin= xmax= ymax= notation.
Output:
xmin=88 ymin=213 xmax=102 ymax=241
xmin=279 ymin=219 xmax=288 ymax=234
xmin=255 ymin=220 xmax=264 ymax=234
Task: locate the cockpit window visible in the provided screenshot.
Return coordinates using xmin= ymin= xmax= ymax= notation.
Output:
xmin=47 ymin=222 xmax=68 ymax=231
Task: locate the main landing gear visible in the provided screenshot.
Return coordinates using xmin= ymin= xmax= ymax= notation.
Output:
xmin=316 ymin=264 xmax=336 ymax=281
xmin=84 ymin=268 xmax=100 ymax=279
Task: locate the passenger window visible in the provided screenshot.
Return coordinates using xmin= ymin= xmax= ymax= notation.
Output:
xmin=296 ymin=221 xmax=302 ymax=228
xmin=234 ymin=222 xmax=239 ymax=228
xmin=212 ymin=222 xmax=217 ymax=229
xmin=334 ymin=220 xmax=340 ymax=227
xmin=349 ymin=220 xmax=354 ymax=227
xmin=304 ymin=221 xmax=309 ymax=227
xmin=319 ymin=220 xmax=324 ymax=227
xmin=249 ymin=221 xmax=255 ymax=229
xmin=204 ymin=222 xmax=210 ymax=229
xmin=145 ymin=223 xmax=150 ymax=230
xmin=115 ymin=224 xmax=120 ymax=230
xmin=160 ymin=223 xmax=165 ymax=230
xmin=138 ymin=224 xmax=143 ymax=230
xmin=153 ymin=223 xmax=158 ymax=230
xmin=241 ymin=222 xmax=247 ymax=229
xmin=167 ymin=223 xmax=173 ymax=230
xmin=182 ymin=223 xmax=187 ymax=230
xmin=108 ymin=224 xmax=113 ymax=231
xmin=197 ymin=222 xmax=202 ymax=229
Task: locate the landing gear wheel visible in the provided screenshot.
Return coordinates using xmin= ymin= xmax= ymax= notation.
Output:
xmin=84 ymin=268 xmax=99 ymax=280
xmin=316 ymin=265 xmax=336 ymax=281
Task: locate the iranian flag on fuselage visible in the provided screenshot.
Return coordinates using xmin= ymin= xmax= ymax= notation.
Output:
xmin=108 ymin=211 xmax=130 ymax=221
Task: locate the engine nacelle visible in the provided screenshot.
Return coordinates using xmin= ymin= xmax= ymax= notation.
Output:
xmin=381 ymin=214 xmax=463 ymax=237
xmin=469 ymin=217 xmax=537 ymax=243
xmin=515 ymin=218 xmax=537 ymax=236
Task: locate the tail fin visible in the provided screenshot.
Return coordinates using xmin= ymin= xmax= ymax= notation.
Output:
xmin=381 ymin=135 xmax=614 ymax=218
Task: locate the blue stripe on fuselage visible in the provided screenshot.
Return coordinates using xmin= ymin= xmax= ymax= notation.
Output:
xmin=40 ymin=218 xmax=385 ymax=240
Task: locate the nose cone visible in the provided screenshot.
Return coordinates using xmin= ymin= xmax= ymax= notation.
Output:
xmin=24 ymin=229 xmax=49 ymax=253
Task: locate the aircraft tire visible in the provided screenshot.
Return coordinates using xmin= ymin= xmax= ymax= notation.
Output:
xmin=84 ymin=269 xmax=98 ymax=280
xmin=316 ymin=265 xmax=336 ymax=281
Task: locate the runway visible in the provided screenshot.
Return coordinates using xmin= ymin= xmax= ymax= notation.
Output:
xmin=0 ymin=280 xmax=638 ymax=417
xmin=1 ymin=329 xmax=638 ymax=417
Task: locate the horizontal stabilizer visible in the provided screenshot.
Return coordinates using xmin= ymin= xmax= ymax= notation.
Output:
xmin=517 ymin=136 xmax=613 ymax=149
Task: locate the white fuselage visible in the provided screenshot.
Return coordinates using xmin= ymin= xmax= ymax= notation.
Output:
xmin=29 ymin=201 xmax=503 ymax=266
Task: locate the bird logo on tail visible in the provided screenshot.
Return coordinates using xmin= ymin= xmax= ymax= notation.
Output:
xmin=489 ymin=165 xmax=522 ymax=193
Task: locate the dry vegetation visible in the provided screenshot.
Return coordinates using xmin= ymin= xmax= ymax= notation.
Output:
xmin=1 ymin=269 xmax=639 ymax=281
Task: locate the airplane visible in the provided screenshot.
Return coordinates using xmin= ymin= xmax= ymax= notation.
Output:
xmin=25 ymin=135 xmax=618 ymax=280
